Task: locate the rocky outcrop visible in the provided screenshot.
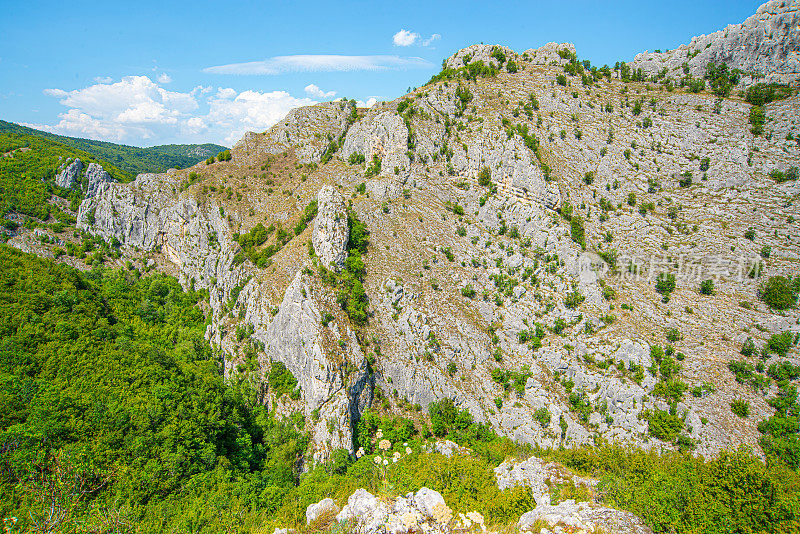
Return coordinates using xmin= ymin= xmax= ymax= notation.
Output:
xmin=444 ymin=44 xmax=517 ymax=71
xmin=630 ymin=0 xmax=799 ymax=87
xmin=257 ymin=272 xmax=371 ymax=456
xmin=522 ymin=42 xmax=578 ymax=66
xmin=335 ymin=487 xmax=457 ymax=534
xmin=84 ymin=162 xmax=115 ymax=198
xmin=518 ymin=500 xmax=653 ymax=534
xmin=494 ymin=456 xmax=597 ymax=506
xmin=233 ymin=102 xmax=352 ymax=164
xmin=55 ymin=159 xmax=83 ymax=189
xmin=306 ymin=498 xmax=339 ymax=525
xmin=341 ymin=110 xmax=410 ymax=175
xmin=312 ymin=185 xmax=349 ymax=271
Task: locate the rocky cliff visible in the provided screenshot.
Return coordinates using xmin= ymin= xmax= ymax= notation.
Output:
xmin=50 ymin=0 xmax=799 ymax=464
xmin=631 ymin=0 xmax=799 ymax=87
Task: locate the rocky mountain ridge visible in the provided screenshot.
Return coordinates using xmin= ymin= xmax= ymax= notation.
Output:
xmin=9 ymin=0 xmax=799 ymax=470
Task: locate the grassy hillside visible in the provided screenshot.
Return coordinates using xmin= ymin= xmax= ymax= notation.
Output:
xmin=0 ymin=120 xmax=226 ymax=176
xmin=0 ymin=131 xmax=129 ymax=220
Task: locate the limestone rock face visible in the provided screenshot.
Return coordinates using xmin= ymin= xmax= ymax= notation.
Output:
xmin=55 ymin=159 xmax=83 ymax=189
xmin=306 ymin=497 xmax=339 ymax=525
xmin=232 ymin=102 xmax=352 ymax=164
xmin=341 ymin=111 xmax=410 ymax=175
xmin=518 ymin=499 xmax=653 ymax=533
xmin=444 ymin=43 xmax=517 ymax=70
xmin=78 ymin=173 xmax=370 ymax=458
xmin=84 ymin=163 xmax=115 ymax=199
xmin=312 ymin=185 xmax=349 ymax=271
xmin=522 ymin=42 xmax=578 ymax=65
xmin=494 ymin=456 xmax=597 ymax=506
xmin=335 ymin=488 xmax=454 ymax=534
xmin=630 ymin=0 xmax=799 ymax=87
xmin=257 ymin=271 xmax=372 ymax=455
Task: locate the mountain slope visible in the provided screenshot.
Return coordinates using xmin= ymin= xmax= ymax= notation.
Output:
xmin=0 ymin=120 xmax=227 ymax=175
xmin=7 ymin=0 xmax=799 ymax=469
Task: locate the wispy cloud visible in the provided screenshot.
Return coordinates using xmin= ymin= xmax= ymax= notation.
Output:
xmin=422 ymin=34 xmax=441 ymax=47
xmin=393 ymin=30 xmax=441 ymax=48
xmin=203 ymin=54 xmax=433 ymax=75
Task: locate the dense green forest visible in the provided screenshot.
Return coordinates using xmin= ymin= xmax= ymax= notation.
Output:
xmin=0 ymin=121 xmax=226 ymax=176
xmin=0 ymin=132 xmax=128 ymax=221
xmin=0 ymin=246 xmax=798 ymax=533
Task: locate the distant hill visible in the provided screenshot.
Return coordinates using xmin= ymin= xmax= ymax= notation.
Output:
xmin=0 ymin=120 xmax=227 ymax=176
xmin=0 ymin=130 xmax=129 ymax=219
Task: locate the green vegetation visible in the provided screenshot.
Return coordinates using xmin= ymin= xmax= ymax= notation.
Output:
xmin=570 ymin=215 xmax=586 ymax=249
xmin=348 ymin=152 xmax=365 ymax=165
xmin=744 ymin=83 xmax=794 ymax=106
xmin=760 ymin=275 xmax=799 ymax=310
xmin=546 ymin=446 xmax=800 ymax=534
xmin=731 ymin=399 xmax=750 ymax=418
xmin=364 ymin=155 xmax=382 ymax=177
xmin=268 ymin=361 xmax=300 ymax=398
xmin=647 ymin=409 xmax=683 ymax=441
xmin=0 ymin=245 xmax=307 ymax=533
xmin=704 ymin=63 xmax=740 ymax=97
xmin=427 ymin=61 xmax=498 ymax=85
xmin=770 ymin=166 xmax=798 ymax=183
xmin=0 ymin=132 xmax=127 ymax=220
xmin=564 ymin=290 xmax=585 ymax=309
xmin=749 ymin=105 xmax=766 ymax=136
xmin=655 ymin=273 xmax=676 ymax=301
xmin=319 ymin=211 xmax=370 ymax=325
xmin=699 ymin=279 xmax=715 ymax=295
xmin=0 ymin=120 xmax=225 ymax=176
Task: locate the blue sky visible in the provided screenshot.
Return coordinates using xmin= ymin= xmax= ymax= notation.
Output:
xmin=0 ymin=0 xmax=761 ymax=147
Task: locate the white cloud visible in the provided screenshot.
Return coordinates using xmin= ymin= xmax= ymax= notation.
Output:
xmin=393 ymin=29 xmax=419 ymax=47
xmin=204 ymin=54 xmax=432 ymax=75
xmin=157 ymin=73 xmax=172 ymax=83
xmin=206 ymin=90 xmax=316 ymax=145
xmin=356 ymin=97 xmax=379 ymax=108
xmin=35 ymin=75 xmax=318 ymax=146
xmin=304 ymin=84 xmax=337 ymax=99
xmin=422 ymin=33 xmax=441 ymax=47
xmin=215 ymin=87 xmax=238 ymax=99
xmin=93 ymin=76 xmax=114 ymax=83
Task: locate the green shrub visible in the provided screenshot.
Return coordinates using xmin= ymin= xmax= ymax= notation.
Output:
xmin=475 ymin=167 xmax=492 ymax=189
xmin=570 ymin=216 xmax=586 ymax=249
xmin=365 ymin=155 xmax=382 ymax=177
xmin=534 ymin=407 xmax=551 ymax=428
xmin=269 ymin=361 xmax=299 ymax=397
xmin=760 ymin=276 xmax=799 ymax=310
xmin=564 ymin=290 xmax=585 ymax=309
xmin=655 ymin=273 xmax=676 ymax=299
xmin=348 ymin=152 xmax=365 ymax=165
xmin=731 ymin=399 xmax=750 ymax=418
xmin=745 ymin=83 xmax=793 ymax=106
xmin=767 ymin=332 xmax=794 ymax=357
xmin=749 ymin=106 xmax=765 ymax=135
xmin=699 ymin=279 xmax=715 ymax=295
xmin=546 ymin=446 xmax=800 ymax=534
xmin=647 ymin=409 xmax=683 ymax=441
